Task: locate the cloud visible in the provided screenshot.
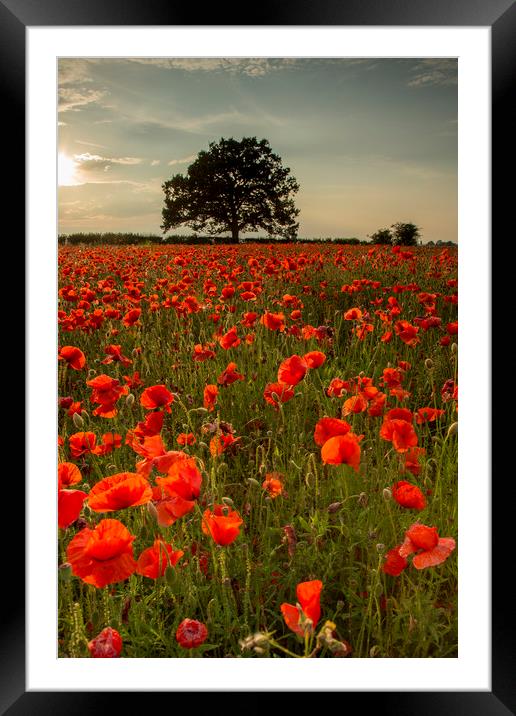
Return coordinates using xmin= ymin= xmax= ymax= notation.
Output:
xmin=59 ymin=87 xmax=107 ymax=113
xmin=167 ymin=154 xmax=196 ymax=166
xmin=150 ymin=160 xmax=161 ymax=166
xmin=75 ymin=139 xmax=108 ymax=149
xmin=407 ymin=59 xmax=457 ymax=88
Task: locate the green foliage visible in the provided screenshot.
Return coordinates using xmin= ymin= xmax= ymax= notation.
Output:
xmin=368 ymin=228 xmax=393 ymax=245
xmin=161 ymin=137 xmax=300 ymax=242
xmin=391 ymin=222 xmax=421 ymax=247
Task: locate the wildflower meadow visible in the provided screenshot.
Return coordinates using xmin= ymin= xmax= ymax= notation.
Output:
xmin=58 ymin=241 xmax=458 ymax=658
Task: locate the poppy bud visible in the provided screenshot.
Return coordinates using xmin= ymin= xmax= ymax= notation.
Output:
xmin=221 ymin=497 xmax=234 ymax=507
xmin=451 ymin=342 xmax=458 ymax=354
xmin=447 ymin=422 xmax=458 ymax=437
xmin=327 ymin=501 xmax=343 ymax=514
xmin=81 ymin=410 xmax=89 ymax=421
xmin=72 ymin=412 xmax=84 ymax=429
xmin=147 ymin=501 xmax=158 ymax=521
xmin=131 ymin=348 xmax=139 ymax=357
xmin=358 ymin=492 xmax=368 ymax=507
xmin=383 ymin=488 xmax=392 ymax=501
xmin=88 ymin=369 xmax=97 ymax=377
xmin=247 ymin=478 xmax=260 ymax=487
xmin=424 ymin=358 xmax=434 ymax=370
xmin=370 ymin=645 xmax=380 ymax=657
xmin=125 ymin=393 xmax=135 ymax=407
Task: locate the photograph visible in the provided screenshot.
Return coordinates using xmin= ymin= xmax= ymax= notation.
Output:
xmin=57 ymin=56 xmax=460 ymax=660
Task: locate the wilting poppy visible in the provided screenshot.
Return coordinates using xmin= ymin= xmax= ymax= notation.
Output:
xmin=202 ymin=505 xmax=243 ymax=546
xmin=342 ymin=394 xmax=368 ymax=417
xmin=88 ymin=627 xmax=123 ymax=658
xmin=392 ymin=481 xmax=426 ymax=510
xmin=277 ymin=355 xmax=308 ymax=386
xmin=176 ymin=619 xmax=208 ymax=649
xmin=58 ymin=489 xmax=87 ymax=529
xmin=136 ymin=539 xmax=184 ymax=579
xmin=399 ymin=523 xmax=456 ymax=569
xmin=321 ymin=433 xmax=361 ymax=471
xmin=209 ymin=434 xmax=239 ymax=456
xmin=58 ymin=346 xmax=86 ymax=370
xmin=87 ymin=472 xmax=153 ymax=513
xmin=140 ymin=384 xmax=174 ymax=412
xmin=101 ymin=344 xmax=132 ymax=366
xmin=281 ymin=580 xmax=323 ymax=636
xmin=66 ymin=518 xmax=137 ymax=588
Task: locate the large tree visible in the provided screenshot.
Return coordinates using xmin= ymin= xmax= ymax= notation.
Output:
xmin=368 ymin=227 xmax=393 ymax=245
xmin=391 ymin=222 xmax=422 ymax=246
xmin=161 ymin=137 xmax=300 ymax=243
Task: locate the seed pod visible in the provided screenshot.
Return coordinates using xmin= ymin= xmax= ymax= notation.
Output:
xmin=358 ymin=492 xmax=368 ymax=507
xmin=376 ymin=543 xmax=385 ymax=554
xmin=382 ymin=488 xmax=392 ymax=501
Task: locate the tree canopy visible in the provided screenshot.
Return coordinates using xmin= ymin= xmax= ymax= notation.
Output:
xmin=391 ymin=222 xmax=421 ymax=246
xmin=161 ymin=137 xmax=300 ymax=243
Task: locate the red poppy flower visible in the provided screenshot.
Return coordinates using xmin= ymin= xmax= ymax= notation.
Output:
xmin=58 ymin=346 xmax=86 ymax=370
xmin=344 ymin=307 xmax=362 ymax=321
xmin=416 ymin=407 xmax=445 ymax=424
xmin=209 ymin=434 xmax=239 ymax=456
xmin=326 ymin=378 xmax=348 ymax=398
xmin=399 ymin=523 xmax=456 ymax=569
xmin=218 ymin=327 xmax=240 ymax=350
xmin=385 ymin=407 xmax=413 ymax=423
xmin=314 ymin=417 xmax=351 ymax=447
xmin=69 ymin=431 xmax=98 ymax=458
xmin=321 ymin=433 xmax=361 ymax=471
xmin=66 ymin=518 xmax=137 ymax=588
xmin=281 ymin=580 xmax=323 ymax=636
xmin=262 ymin=472 xmax=284 ymax=498
xmin=217 ymin=362 xmax=245 ymax=386
xmin=101 ymin=344 xmax=132 ymax=366
xmin=303 ymin=351 xmax=326 ymax=369
xmin=394 ymin=320 xmax=420 ymax=347
xmin=342 ymin=394 xmax=368 ymax=417
xmin=263 ymin=382 xmax=295 ymax=409
xmin=58 ymin=462 xmax=82 ymax=489
xmin=382 ymin=546 xmax=408 ymax=576
xmin=403 ymin=447 xmax=426 ymax=476
xmin=88 ymin=627 xmax=123 ymax=658
xmin=202 ymin=505 xmax=243 ymax=546
xmin=203 ymin=384 xmax=218 ymax=412
xmin=277 ymin=355 xmax=308 ymax=386
xmin=87 ymin=472 xmax=153 ymax=512
xmin=380 ymin=419 xmax=418 ymax=452
xmin=260 ymin=312 xmax=286 ymax=332
xmin=140 ymin=384 xmax=174 ymax=412
xmin=176 ymin=619 xmax=208 ymax=649
xmin=86 ymin=374 xmax=128 ymax=418
xmin=58 ymin=489 xmax=87 ymax=529
xmin=192 ymin=344 xmax=216 ymax=361
xmin=392 ymin=481 xmax=426 ymax=510
xmin=123 ymin=308 xmax=141 ymax=327
xmin=176 ymin=432 xmax=196 ymax=446
xmin=136 ymin=539 xmax=184 ymax=579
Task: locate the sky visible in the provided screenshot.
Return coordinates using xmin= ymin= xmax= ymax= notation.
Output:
xmin=58 ymin=58 xmax=457 ymax=242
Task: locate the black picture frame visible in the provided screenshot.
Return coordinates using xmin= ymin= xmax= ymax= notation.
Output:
xmin=10 ymin=0 xmax=512 ymax=712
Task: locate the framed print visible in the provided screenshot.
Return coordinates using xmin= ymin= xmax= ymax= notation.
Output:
xmin=8 ymin=0 xmax=512 ymax=711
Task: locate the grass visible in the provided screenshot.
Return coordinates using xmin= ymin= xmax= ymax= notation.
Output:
xmin=58 ymin=242 xmax=458 ymax=658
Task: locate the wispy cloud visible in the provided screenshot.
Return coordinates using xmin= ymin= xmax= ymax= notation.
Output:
xmin=167 ymin=155 xmax=196 ymax=166
xmin=407 ymin=59 xmax=457 ymax=88
xmin=59 ymin=87 xmax=107 ymax=113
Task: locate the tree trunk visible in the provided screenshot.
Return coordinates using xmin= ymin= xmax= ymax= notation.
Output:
xmin=229 ymin=222 xmax=240 ymax=244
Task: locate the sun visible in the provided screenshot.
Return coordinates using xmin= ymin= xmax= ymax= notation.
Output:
xmin=58 ymin=153 xmax=79 ymax=186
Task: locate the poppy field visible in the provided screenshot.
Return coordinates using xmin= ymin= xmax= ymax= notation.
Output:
xmin=58 ymin=242 xmax=458 ymax=658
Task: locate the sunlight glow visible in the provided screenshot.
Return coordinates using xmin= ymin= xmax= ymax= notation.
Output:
xmin=58 ymin=153 xmax=80 ymax=186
